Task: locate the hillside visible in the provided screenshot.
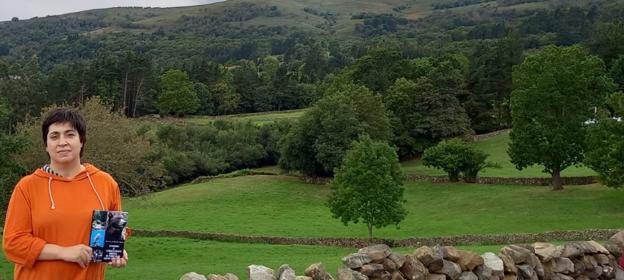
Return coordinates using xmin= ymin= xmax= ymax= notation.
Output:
xmin=1 ymin=0 xmax=613 ymax=68
xmin=0 ymin=0 xmax=551 ymax=34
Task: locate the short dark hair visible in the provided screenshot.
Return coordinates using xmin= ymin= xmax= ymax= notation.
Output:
xmin=42 ymin=108 xmax=87 ymax=157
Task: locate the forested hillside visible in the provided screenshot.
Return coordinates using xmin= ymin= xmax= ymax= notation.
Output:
xmin=1 ymin=0 xmax=623 ymax=130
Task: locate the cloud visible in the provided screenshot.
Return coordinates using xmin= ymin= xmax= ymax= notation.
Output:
xmin=0 ymin=0 xmax=221 ymax=21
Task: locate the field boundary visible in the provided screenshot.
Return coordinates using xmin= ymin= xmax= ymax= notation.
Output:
xmin=405 ymin=174 xmax=598 ymax=186
xmin=131 ymin=228 xmax=622 ymax=247
xmin=296 ymin=175 xmax=598 ymax=186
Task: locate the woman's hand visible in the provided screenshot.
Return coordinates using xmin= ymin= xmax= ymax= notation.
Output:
xmin=59 ymin=244 xmax=92 ymax=268
xmin=108 ymin=250 xmax=128 ymax=268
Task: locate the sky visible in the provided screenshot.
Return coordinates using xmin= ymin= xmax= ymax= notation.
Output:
xmin=0 ymin=0 xmax=224 ymax=22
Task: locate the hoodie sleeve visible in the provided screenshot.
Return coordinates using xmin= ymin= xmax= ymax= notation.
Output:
xmin=2 ymin=183 xmax=47 ymax=268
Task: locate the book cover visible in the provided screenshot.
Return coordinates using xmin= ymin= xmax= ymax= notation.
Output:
xmin=89 ymin=210 xmax=128 ymax=262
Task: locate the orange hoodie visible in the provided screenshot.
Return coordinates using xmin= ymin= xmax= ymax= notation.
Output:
xmin=3 ymin=164 xmax=122 ymax=280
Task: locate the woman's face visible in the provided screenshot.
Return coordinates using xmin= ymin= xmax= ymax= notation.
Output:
xmin=45 ymin=122 xmax=83 ymax=166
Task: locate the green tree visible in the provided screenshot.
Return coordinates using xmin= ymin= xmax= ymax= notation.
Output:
xmin=609 ymin=55 xmax=624 ymax=92
xmin=211 ymin=80 xmax=239 ymax=115
xmin=279 ymin=83 xmax=391 ymax=176
xmin=231 ymin=60 xmax=263 ymax=112
xmin=0 ymin=56 xmax=48 ymax=131
xmin=157 ymin=69 xmax=200 ymax=116
xmin=586 ymin=21 xmax=624 ymax=65
xmin=350 ymin=48 xmax=406 ymax=93
xmin=508 ymin=45 xmax=616 ymax=190
xmin=466 ymin=37 xmax=522 ymax=132
xmin=385 ymin=77 xmax=471 ymax=158
xmin=194 ymin=82 xmax=215 ymax=115
xmin=585 ymin=93 xmax=624 ymax=188
xmin=327 ymin=136 xmax=406 ymax=240
xmin=0 ymin=133 xmax=28 ymax=224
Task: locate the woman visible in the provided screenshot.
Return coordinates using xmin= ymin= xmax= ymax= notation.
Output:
xmin=3 ymin=108 xmax=128 ymax=279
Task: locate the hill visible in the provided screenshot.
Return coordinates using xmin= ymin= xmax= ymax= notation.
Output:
xmin=1 ymin=0 xmax=616 ymax=68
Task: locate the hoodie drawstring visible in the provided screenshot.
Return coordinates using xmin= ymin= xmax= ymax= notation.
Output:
xmin=48 ymin=177 xmax=55 ymax=210
xmin=87 ymin=172 xmax=106 ymax=210
xmin=47 ymin=172 xmax=106 ymax=210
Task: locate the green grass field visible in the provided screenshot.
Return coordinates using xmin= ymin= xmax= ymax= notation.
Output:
xmin=124 ymin=175 xmax=624 ymax=239
xmin=0 ymin=236 xmax=535 ymax=280
xmin=401 ymin=130 xmax=597 ymax=178
xmin=185 ymin=109 xmax=306 ymax=126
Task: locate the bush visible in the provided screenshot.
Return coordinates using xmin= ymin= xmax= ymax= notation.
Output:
xmin=154 ymin=120 xmax=287 ymax=185
xmin=422 ymin=139 xmax=490 ymax=182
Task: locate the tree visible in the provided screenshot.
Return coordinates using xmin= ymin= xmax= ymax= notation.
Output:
xmin=327 ymin=136 xmax=406 ymax=240
xmin=422 ymin=138 xmax=490 ymax=182
xmin=508 ymin=45 xmax=616 ymax=190
xmin=384 ymin=77 xmax=471 ymax=158
xmin=279 ymin=82 xmax=391 ymax=176
xmin=0 ymin=133 xmax=27 ymax=224
xmin=350 ymin=48 xmax=406 ymax=93
xmin=586 ymin=21 xmax=624 ymax=65
xmin=231 ymin=60 xmax=263 ymax=112
xmin=610 ymin=55 xmax=624 ymax=92
xmin=0 ymin=56 xmax=48 ymax=131
xmin=211 ymin=80 xmax=239 ymax=115
xmin=157 ymin=69 xmax=200 ymax=116
xmin=466 ymin=37 xmax=522 ymax=132
xmin=585 ymin=93 xmax=624 ymax=188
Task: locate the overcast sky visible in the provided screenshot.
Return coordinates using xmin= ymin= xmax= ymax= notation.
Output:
xmin=0 ymin=0 xmax=224 ymax=22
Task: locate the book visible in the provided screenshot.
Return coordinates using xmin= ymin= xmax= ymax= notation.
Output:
xmin=89 ymin=210 xmax=128 ymax=262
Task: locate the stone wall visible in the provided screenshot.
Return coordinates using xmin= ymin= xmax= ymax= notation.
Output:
xmin=405 ymin=175 xmax=597 ymax=186
xmin=135 ymin=229 xmax=622 ymax=248
xmin=301 ymin=175 xmax=597 ymax=186
xmin=180 ymin=232 xmax=624 ymax=280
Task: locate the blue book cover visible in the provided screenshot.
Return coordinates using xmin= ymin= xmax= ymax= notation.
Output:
xmin=89 ymin=210 xmax=128 ymax=262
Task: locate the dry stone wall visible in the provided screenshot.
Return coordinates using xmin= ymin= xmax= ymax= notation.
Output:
xmin=181 ymin=232 xmax=624 ymax=280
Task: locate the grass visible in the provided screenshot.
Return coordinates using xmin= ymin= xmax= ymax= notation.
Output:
xmin=184 ymin=109 xmax=306 ymax=126
xmin=401 ymin=131 xmax=597 ymax=178
xmin=0 ymin=236 xmax=553 ymax=280
xmin=124 ymin=175 xmax=624 ymax=239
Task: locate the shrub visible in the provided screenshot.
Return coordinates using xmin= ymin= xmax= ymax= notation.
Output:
xmin=154 ymin=120 xmax=287 ymax=185
xmin=422 ymin=139 xmax=491 ymax=182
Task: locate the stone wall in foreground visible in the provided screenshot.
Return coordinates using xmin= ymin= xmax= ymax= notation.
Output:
xmin=180 ymin=231 xmax=624 ymax=280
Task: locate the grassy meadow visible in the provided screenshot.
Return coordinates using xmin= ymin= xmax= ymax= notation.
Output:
xmin=401 ymin=130 xmax=597 ymax=178
xmin=124 ymin=175 xmax=624 ymax=238
xmin=0 ymin=236 xmax=528 ymax=280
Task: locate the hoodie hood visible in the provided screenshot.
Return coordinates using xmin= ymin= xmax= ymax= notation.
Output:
xmin=33 ymin=163 xmax=105 ymax=210
xmin=34 ymin=163 xmax=101 ymax=181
